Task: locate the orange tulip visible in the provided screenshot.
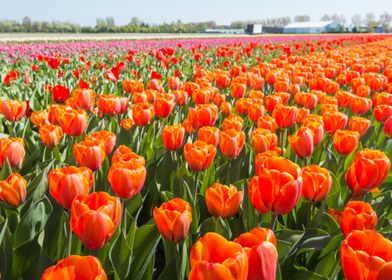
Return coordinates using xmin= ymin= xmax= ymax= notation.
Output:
xmin=231 ymin=83 xmax=247 ymax=99
xmin=374 ymin=105 xmax=392 ymax=122
xmin=265 ymin=95 xmax=282 ymax=114
xmin=257 ymin=115 xmax=277 ymax=132
xmin=272 ymin=105 xmax=297 ymax=128
xmin=153 ymin=198 xmax=192 ymax=243
xmin=336 ymin=90 xmax=353 ymax=108
xmin=30 ymin=111 xmax=50 ymax=128
xmin=154 ymin=93 xmax=175 ymax=118
xmin=198 ymin=126 xmax=219 ymax=146
xmin=184 ymin=140 xmax=216 ymax=172
xmin=349 ymin=116 xmax=371 ymax=137
xmin=48 ymin=166 xmax=93 ymax=209
xmin=341 ymin=230 xmax=392 ymax=280
xmin=303 ymin=121 xmax=324 ymax=146
xmin=123 ymin=79 xmax=144 ymax=93
xmin=247 ymin=102 xmax=265 ymax=123
xmin=39 ymin=124 xmax=63 ymax=148
xmin=234 ymin=227 xmax=277 ymax=280
xmin=132 ymin=103 xmax=155 ymax=126
xmin=188 ymin=104 xmax=218 ymax=129
xmin=85 ymin=130 xmax=116 ymax=155
xmin=192 ymin=88 xmax=212 ymax=105
xmin=346 ymin=149 xmax=390 ymax=196
xmin=120 ymin=118 xmax=134 ymax=130
xmin=41 ymin=255 xmax=107 ymax=280
xmin=205 ymin=183 xmax=243 ymax=218
xmin=189 ymin=232 xmax=248 ymax=280
xmin=302 ymin=93 xmax=318 ymax=110
xmin=0 ymin=100 xmax=27 ymax=122
xmin=0 ymin=173 xmax=26 ymax=207
xmin=148 ymin=78 xmax=163 ymax=92
xmin=112 ymin=145 xmax=145 ymax=166
xmin=222 ymin=114 xmax=244 ymax=132
xmin=57 ymin=108 xmax=88 ymax=137
xmin=385 ymin=116 xmax=392 ymax=137
xmin=250 ymin=156 xmax=302 ymax=214
xmin=340 ymin=201 xmax=377 ymax=236
xmin=350 ymin=96 xmax=372 ymax=115
xmin=220 ymin=101 xmax=232 ymax=116
xmin=173 ymin=90 xmax=188 ymax=106
xmin=296 ymin=108 xmax=310 ymax=124
xmin=168 ymin=76 xmax=183 ymax=90
xmin=301 ymin=165 xmax=331 ymax=202
xmin=97 ymin=94 xmax=129 ymax=116
xmin=333 ymin=129 xmax=360 ymax=155
xmin=72 ymin=88 xmax=96 ymax=111
xmin=74 ymin=140 xmax=106 ymax=171
xmin=108 ymin=161 xmax=146 ymax=200
xmin=0 ymin=138 xmax=25 ymax=169
xmin=161 ymin=124 xmax=185 ymax=151
xmin=288 ymin=127 xmax=314 ymax=158
xmin=323 ymin=111 xmax=347 ymax=134
xmin=251 ymin=128 xmax=278 ymax=154
xmin=219 ymin=129 xmax=246 ymax=159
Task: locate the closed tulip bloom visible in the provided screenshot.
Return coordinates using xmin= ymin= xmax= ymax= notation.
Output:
xmin=154 ymin=93 xmax=175 ymax=118
xmin=198 ymin=126 xmax=219 ymax=146
xmin=303 ymin=121 xmax=324 ymax=147
xmin=234 ymin=227 xmax=277 ymax=280
xmin=323 ymin=111 xmax=348 ymax=134
xmin=97 ymin=94 xmax=129 ymax=116
xmin=123 ymin=79 xmax=144 ymax=94
xmin=30 ymin=111 xmax=50 ymax=128
xmin=350 ymin=96 xmax=372 ymax=115
xmin=86 ymin=130 xmax=116 ymax=155
xmin=340 ymin=201 xmax=377 ymax=236
xmin=168 ymin=76 xmax=183 ymax=90
xmin=236 ymin=98 xmax=251 ymax=115
xmin=296 ymin=108 xmax=310 ymax=124
xmin=192 ymin=88 xmax=212 ymax=105
xmin=257 ymin=115 xmax=278 ymax=132
xmin=184 ymin=140 xmax=216 ymax=172
xmin=288 ymin=127 xmax=314 ymax=158
xmin=349 ymin=116 xmax=371 ymax=137
xmin=41 ymin=255 xmax=107 ymax=280
xmin=372 ymin=92 xmax=392 ymax=107
xmin=120 ymin=118 xmax=134 ymax=130
xmin=219 ymin=129 xmax=246 ymax=159
xmin=57 ymin=108 xmax=88 ymax=137
xmin=333 ymin=130 xmax=360 ymax=155
xmin=205 ymin=183 xmax=243 ymax=218
xmin=376 ymin=262 xmax=392 ymax=280
xmin=336 ymin=90 xmax=353 ymax=108
xmin=48 ymin=104 xmax=64 ymax=125
xmin=188 ymin=104 xmax=218 ymax=129
xmin=346 ymin=149 xmax=390 ymax=196
xmin=132 ymin=103 xmax=155 ymax=126
xmin=247 ymin=102 xmax=265 ymax=123
xmin=374 ymin=105 xmax=392 ymax=122
xmin=70 ymin=192 xmax=121 ymax=250
xmin=153 ymin=198 xmax=192 ymax=243
xmin=302 ymin=93 xmax=318 ymax=110
xmin=0 ymin=138 xmax=25 ymax=169
xmin=189 ymin=232 xmax=248 ymax=280
xmin=0 ymin=173 xmax=27 ymax=207
xmin=250 ymin=156 xmax=302 ymax=215
xmin=173 ymin=90 xmax=188 ymax=106
xmin=301 ymin=165 xmax=332 ymax=202
xmin=52 ymin=85 xmax=70 ymax=103
xmin=272 ymin=105 xmax=297 ymax=128
xmin=252 ymin=128 xmax=278 ymax=154
xmin=0 ymin=100 xmax=27 ymax=122
xmin=162 ymin=124 xmax=185 ymax=151
xmin=72 ymin=88 xmax=96 ymax=111
xmin=108 ymin=161 xmax=146 ymax=200
xmin=39 ymin=124 xmax=63 ymax=148
xmin=384 ymin=116 xmax=392 ymax=137
xmin=265 ymin=95 xmax=282 ymax=114
xmin=341 ymin=230 xmax=392 ymax=280
xmin=220 ymin=101 xmax=232 ymax=116
xmin=48 ymin=166 xmax=93 ymax=209
xmin=148 ymin=78 xmax=163 ymax=92
xmin=112 ymin=145 xmax=146 ymax=166
xmin=231 ymin=83 xmax=247 ymax=99
xmin=255 ymin=150 xmax=282 ymax=174
xmin=222 ymin=114 xmax=244 ymax=132
xmin=74 ymin=140 xmax=106 ymax=171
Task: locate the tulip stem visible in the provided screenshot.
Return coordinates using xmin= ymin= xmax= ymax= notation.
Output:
xmin=193 ymin=172 xmax=199 ymax=201
xmin=270 ymin=213 xmax=278 ymax=231
xmin=67 ymin=222 xmax=73 ymax=257
xmin=174 ymin=242 xmax=181 ymax=280
xmin=121 ymin=200 xmax=127 ymax=233
xmin=226 ymin=160 xmax=231 ymax=184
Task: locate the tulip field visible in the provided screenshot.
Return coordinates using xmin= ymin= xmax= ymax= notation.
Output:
xmin=1 ymin=33 xmax=392 ymax=280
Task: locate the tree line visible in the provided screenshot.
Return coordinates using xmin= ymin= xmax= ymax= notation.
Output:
xmin=0 ymin=13 xmax=390 ymax=33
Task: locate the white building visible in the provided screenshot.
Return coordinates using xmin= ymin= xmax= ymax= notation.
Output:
xmin=283 ymin=21 xmax=340 ymax=34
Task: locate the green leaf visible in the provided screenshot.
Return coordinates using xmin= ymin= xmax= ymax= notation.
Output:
xmin=109 ymin=231 xmax=132 ymax=279
xmin=0 ymin=158 xmax=12 ymax=180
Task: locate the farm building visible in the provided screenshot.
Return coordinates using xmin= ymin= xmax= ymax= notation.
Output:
xmin=283 ymin=21 xmax=340 ymax=34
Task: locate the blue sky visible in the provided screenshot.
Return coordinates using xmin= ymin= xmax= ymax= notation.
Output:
xmin=2 ymin=0 xmax=392 ymax=26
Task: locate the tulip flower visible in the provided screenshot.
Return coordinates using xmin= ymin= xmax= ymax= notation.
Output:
xmin=0 ymin=173 xmax=27 ymax=207
xmin=108 ymin=161 xmax=146 ymax=200
xmin=85 ymin=130 xmax=116 ymax=155
xmin=303 ymin=121 xmax=324 ymax=147
xmin=296 ymin=108 xmax=310 ymax=124
xmin=48 ymin=166 xmax=93 ymax=209
xmin=247 ymin=102 xmax=265 ymax=123
xmin=173 ymin=90 xmax=188 ymax=106
xmin=234 ymin=227 xmax=277 ymax=280
xmin=249 ymin=156 xmax=302 ymax=215
xmin=154 ymin=93 xmax=175 ymax=118
xmin=198 ymin=126 xmax=219 ymax=147
xmin=272 ymin=105 xmax=297 ymax=128
xmin=132 ymin=103 xmax=155 ymax=126
xmin=184 ymin=140 xmax=216 ymax=172
xmin=251 ymin=128 xmax=278 ymax=154
xmin=288 ymin=126 xmax=314 ymax=158
xmin=346 ymin=149 xmax=390 ymax=196
xmin=0 ymin=138 xmax=25 ymax=169
xmin=219 ymin=129 xmax=245 ymax=159
xmin=39 ymin=124 xmax=63 ymax=148
xmin=350 ymin=96 xmax=372 ymax=115
xmin=153 ymin=198 xmax=192 ymax=243
xmin=72 ymin=88 xmax=96 ymax=111
xmin=162 ymin=125 xmax=185 ymax=151
xmin=74 ymin=140 xmax=106 ymax=171
xmin=323 ymin=111 xmax=348 ymax=134
xmin=341 ymin=230 xmax=392 ymax=280
xmin=41 ymin=255 xmax=107 ymax=280
xmin=57 ymin=107 xmax=88 ymax=137
xmin=340 ymin=201 xmax=377 ymax=236
xmin=301 ymin=165 xmax=332 ymax=202
xmin=70 ymin=192 xmax=121 ymax=250
xmin=384 ymin=116 xmax=392 ymax=138
xmin=205 ymin=183 xmax=243 ymax=218
xmin=112 ymin=145 xmax=146 ymax=166
xmin=189 ymin=232 xmax=248 ymax=280
xmin=0 ymin=100 xmax=27 ymax=122
xmin=97 ymin=94 xmax=129 ymax=116
xmin=333 ymin=129 xmax=360 ymax=156
xmin=30 ymin=111 xmax=50 ymax=128
xmin=168 ymin=76 xmax=183 ymax=91
xmin=52 ymin=85 xmax=70 ymax=103
xmin=349 ymin=116 xmax=371 ymax=137
xmin=257 ymin=115 xmax=277 ymax=132
xmin=222 ymin=114 xmax=244 ymax=132
xmin=188 ymin=104 xmax=218 ymax=129
xmin=374 ymin=105 xmax=392 ymax=122
xmin=265 ymin=95 xmax=282 ymax=114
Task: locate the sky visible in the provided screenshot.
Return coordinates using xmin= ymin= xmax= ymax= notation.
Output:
xmin=1 ymin=0 xmax=392 ymax=26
